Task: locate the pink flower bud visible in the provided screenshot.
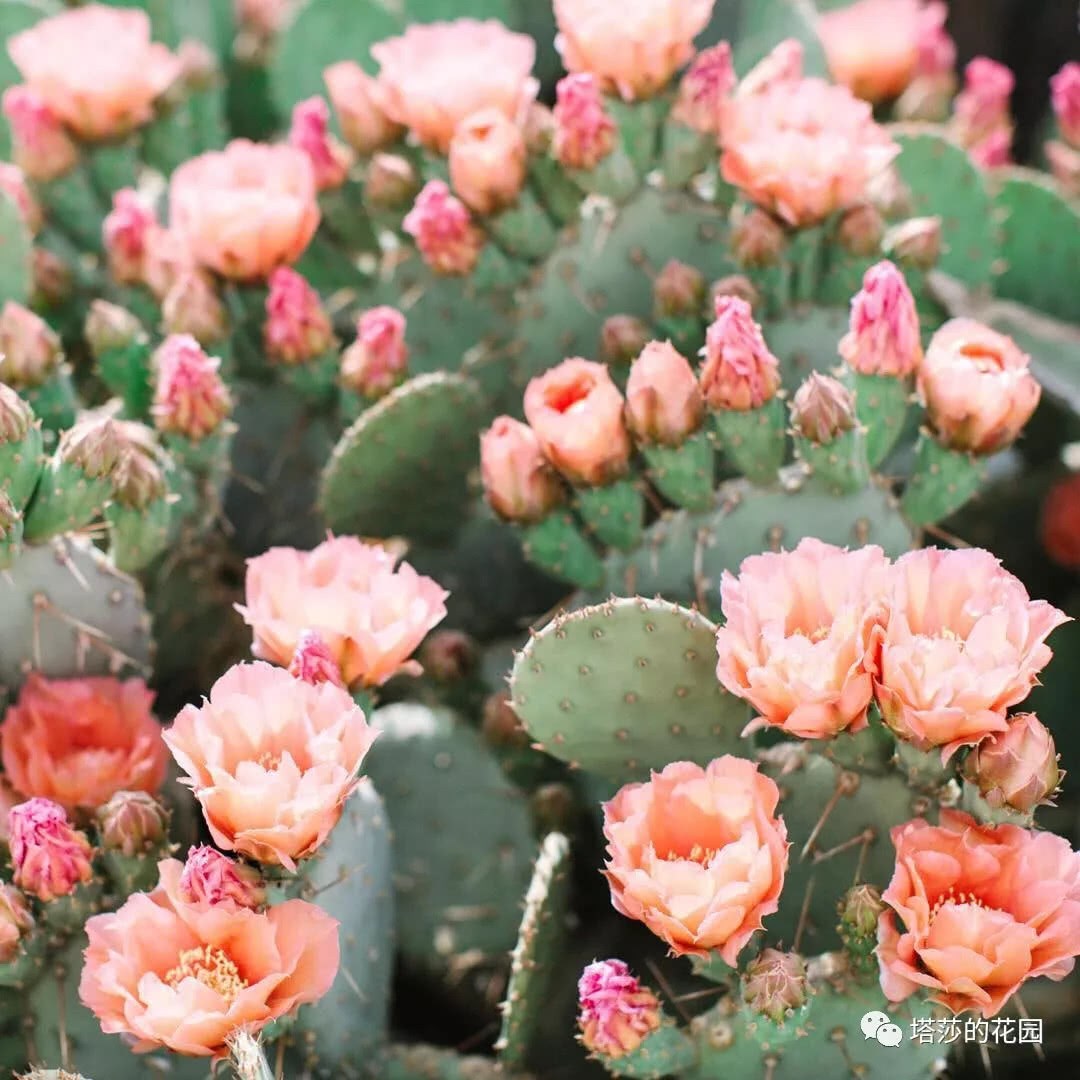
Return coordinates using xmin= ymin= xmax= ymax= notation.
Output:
xmin=418 ymin=630 xmax=477 ymax=683
xmin=883 ymin=216 xmax=942 ymax=270
xmin=288 ymin=629 xmax=345 ymax=688
xmin=730 ymin=204 xmax=787 ymax=268
xmin=577 ymin=959 xmax=661 ymax=1060
xmin=1041 ymin=473 xmax=1080 ymax=570
xmin=671 ymin=43 xmax=735 ymax=133
xmin=523 ymin=358 xmax=632 ymax=487
xmin=288 ymin=96 xmax=354 ymax=191
xmin=790 ymin=372 xmax=857 ymax=444
xmin=962 ymin=713 xmax=1061 ymax=814
xmin=625 ymin=341 xmax=704 ymax=447
xmin=1046 ymin=140 xmax=1080 ymax=199
xmin=85 ymin=300 xmax=144 ymax=359
xmin=839 ymin=260 xmax=923 ymax=378
xmin=969 ymin=127 xmax=1013 ymax=170
xmin=103 ymin=189 xmax=158 ymax=285
xmin=162 ymin=271 xmax=227 ymax=346
xmin=1051 ymin=62 xmax=1080 ymax=148
xmin=916 ymin=2 xmax=955 ymax=78
xmin=736 ymin=39 xmax=804 ymax=98
xmin=57 ymin=416 xmax=124 ymax=479
xmin=31 ymin=248 xmax=73 ymax=309
xmin=0 ymin=882 xmax=33 ymax=964
xmin=175 ymin=39 xmax=217 ymax=95
xmin=179 ymin=845 xmax=266 ymax=909
xmin=838 ymin=883 xmax=885 ymax=940
xmin=363 ymin=153 xmax=419 ymax=210
xmin=837 ymin=204 xmax=885 ymax=257
xmin=112 ymin=447 xmax=167 ymax=509
xmin=152 ymin=334 xmax=232 ymax=442
xmin=449 ymin=108 xmax=527 ymax=216
xmin=952 ymin=57 xmax=1013 ymax=150
xmin=8 ymin=797 xmax=94 ymax=902
xmin=654 ymin=260 xmax=706 ymax=319
xmin=553 ymin=74 xmax=616 ymax=171
xmin=0 ymin=162 xmax=42 ymax=235
xmin=402 ymin=180 xmax=485 ymax=276
xmin=600 ymin=315 xmax=651 ymax=366
xmin=523 ymin=101 xmax=556 ymax=155
xmin=480 ymin=416 xmax=564 ymax=523
xmin=264 ymin=267 xmax=334 ymax=365
xmin=324 ymin=61 xmax=402 ymax=156
xmin=0 ymin=301 xmax=62 ymax=387
xmin=0 ymin=382 xmax=32 ymax=443
xmin=742 ymin=948 xmax=809 ymax=1024
xmin=2 ymin=86 xmax=77 ymax=182
xmin=701 ymin=297 xmax=782 ymax=411
xmin=340 ymin=306 xmax=408 ymax=398
xmin=96 ymin=791 xmax=170 ymax=857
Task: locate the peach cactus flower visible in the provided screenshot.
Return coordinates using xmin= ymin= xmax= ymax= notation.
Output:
xmin=1051 ymin=62 xmax=1080 ymax=147
xmin=236 ymin=535 xmax=448 ymax=689
xmin=869 ymin=548 xmax=1070 ymax=758
xmin=553 ymin=0 xmax=715 ymax=101
xmin=169 ymin=139 xmax=320 ymax=280
xmin=1 ymin=86 xmax=78 ymax=182
xmin=165 ymin=662 xmax=376 ymax=868
xmin=716 ymin=539 xmax=892 ymax=739
xmin=839 ymin=260 xmax=923 ymax=377
xmin=288 ymin=97 xmax=353 ymax=191
xmin=700 ymin=297 xmax=781 ymax=411
xmin=523 ymin=358 xmax=632 ymax=487
xmin=8 ymin=797 xmax=94 ymax=901
xmin=372 ymin=20 xmax=537 ymax=153
xmin=448 ymin=109 xmax=527 ymax=216
xmin=877 ymin=811 xmax=1080 ymax=1018
xmin=625 ymin=341 xmax=704 ymax=447
xmin=480 ymin=416 xmax=565 ymax=524
xmin=324 ymin=61 xmax=402 ymax=155
xmin=340 ymin=306 xmax=409 ymax=396
xmin=1 ymin=674 xmax=168 ymax=813
xmin=79 ymin=857 xmax=339 ymax=1055
xmin=602 ymin=757 xmax=789 ymax=963
xmin=720 ymin=77 xmax=899 ymax=228
xmin=917 ymin=318 xmax=1041 ymax=454
xmin=8 ymin=4 xmax=180 ymax=141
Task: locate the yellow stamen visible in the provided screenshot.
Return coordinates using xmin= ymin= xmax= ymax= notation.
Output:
xmin=164 ymin=944 xmax=248 ymax=1003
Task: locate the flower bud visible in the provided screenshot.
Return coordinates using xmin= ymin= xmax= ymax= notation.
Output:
xmin=31 ymin=248 xmax=73 ymax=309
xmin=103 ymin=188 xmax=157 ymax=285
xmin=0 ymin=162 xmax=41 ymax=235
xmin=700 ymin=297 xmax=781 ymax=411
xmin=600 ymin=315 xmax=651 ymax=366
xmin=364 ymin=153 xmax=419 ymax=210
xmin=1041 ymin=473 xmax=1080 ymax=571
xmin=162 ymin=271 xmax=227 ymax=346
xmin=952 ymin=57 xmax=1013 ymax=154
xmin=142 ymin=226 xmax=195 ymax=301
xmin=324 ymin=60 xmax=402 ymax=155
xmin=523 ymin=102 xmax=555 ymax=155
xmin=969 ymin=128 xmax=1012 ymax=170
xmin=1051 ymin=62 xmax=1080 ymax=148
xmin=481 ymin=691 xmax=529 ymax=749
xmin=837 ymin=204 xmax=885 ymax=257
xmin=730 ymin=204 xmax=787 ymax=268
xmin=8 ymin=798 xmax=94 ymax=902
xmin=288 ymin=629 xmax=345 ymax=688
xmin=0 ymin=882 xmax=33 ymax=964
xmin=710 ymin=275 xmax=760 ymax=311
xmin=654 ymin=260 xmax=706 ymax=320
xmin=58 ymin=416 xmax=123 ymax=480
xmin=838 ymin=883 xmax=885 ymax=940
xmin=625 ymin=341 xmax=704 ymax=447
xmin=449 ymin=108 xmax=527 ymax=216
xmin=671 ymin=43 xmax=735 ymax=134
xmin=577 ymin=959 xmax=661 ymax=1060
xmin=402 ymin=180 xmax=485 ymax=276
xmin=418 ymin=630 xmax=477 ymax=683
xmin=963 ymin=713 xmax=1061 ymax=814
xmin=265 ymin=267 xmax=334 ymax=365
xmin=0 ymin=301 xmax=62 ymax=388
xmin=480 ymin=416 xmax=564 ymax=523
xmin=1 ymin=86 xmax=77 ymax=182
xmin=152 ymin=335 xmax=232 ymax=442
xmin=179 ymin=845 xmax=266 ymax=909
xmin=96 ymin=791 xmax=169 ymax=857
xmin=741 ymin=948 xmax=809 ymax=1025
xmin=0 ymin=382 xmax=33 ymax=444
xmin=531 ymin=781 xmax=576 ymax=833
xmin=111 ymin=445 xmax=167 ymax=509
xmin=85 ymin=300 xmax=145 ymax=359
xmin=839 ymin=260 xmax=923 ymax=378
xmin=791 ymin=373 xmax=856 ymax=444
xmin=0 ymin=491 xmax=18 ymax=539
xmin=1046 ymin=140 xmax=1080 ymax=200
xmin=883 ymin=216 xmax=942 ymax=271
xmin=553 ymin=74 xmax=616 ymax=171
xmin=288 ymin=96 xmax=354 ymax=191
xmin=175 ymin=39 xmax=218 ymax=94
xmin=340 ymin=306 xmax=408 ymax=398
xmin=866 ymin=166 xmax=914 ymax=219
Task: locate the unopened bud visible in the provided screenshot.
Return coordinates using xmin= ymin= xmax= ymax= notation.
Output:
xmin=838 ymin=883 xmax=885 ymax=941
xmin=449 ymin=108 xmax=527 ymax=216
xmin=111 ymin=446 xmax=167 ymax=509
xmin=85 ymin=301 xmax=146 ymax=359
xmin=96 ymin=791 xmax=170 ymax=857
xmin=402 ymin=180 xmax=485 ymax=276
xmin=152 ymin=335 xmax=232 ymax=441
xmin=0 ymin=162 xmax=41 ymax=235
xmin=701 ymin=297 xmax=781 ymax=411
xmin=625 ymin=341 xmax=704 ymax=447
xmin=479 ymin=416 xmax=564 ymax=524
xmin=962 ymin=713 xmax=1062 ymax=814
xmin=710 ymin=275 xmax=760 ymax=312
xmin=8 ymin=798 xmax=94 ymax=902
xmin=654 ymin=260 xmax=706 ymax=320
xmin=0 ymin=302 xmax=62 ymax=388
xmin=866 ymin=167 xmax=914 ymax=219
xmin=103 ymin=188 xmax=157 ymax=286
xmin=324 ymin=60 xmax=402 ymax=156
xmin=58 ymin=416 xmax=123 ymax=480
xmin=289 ymin=96 xmax=354 ymax=191
xmin=340 ymin=307 xmax=408 ymax=398
xmin=2 ymin=86 xmax=77 ymax=182
xmin=790 ymin=373 xmax=856 ymax=444
xmin=0 ymin=882 xmax=33 ymax=964
xmin=31 ymin=249 xmax=73 ymax=309
xmin=0 ymin=382 xmax=33 ymax=443
xmin=553 ymin=74 xmax=616 ymax=171
xmin=176 ymin=39 xmax=218 ymax=94
xmin=837 ymin=204 xmax=885 ymax=257
xmin=481 ymin=692 xmax=529 ymax=749
xmin=418 ymin=630 xmax=477 ymax=683
xmin=162 ymin=271 xmax=227 ymax=346
xmin=600 ymin=315 xmax=650 ymax=366
xmin=741 ymin=949 xmax=809 ymax=1025
xmin=179 ymin=845 xmax=265 ymax=909
xmin=730 ymin=204 xmax=787 ymax=268
xmin=883 ymin=217 xmax=942 ymax=271
xmin=523 ymin=102 xmax=555 ymax=155
xmin=364 ymin=153 xmax=419 ymax=210
xmin=264 ymin=267 xmax=334 ymax=365
xmin=578 ymin=959 xmax=661 ymax=1059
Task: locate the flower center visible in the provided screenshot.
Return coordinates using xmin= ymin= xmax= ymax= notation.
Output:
xmin=678 ymin=844 xmax=719 ymax=865
xmin=164 ymin=944 xmax=248 ymax=1003
xmin=958 ymin=343 xmax=1004 ymax=372
xmin=544 ymin=376 xmax=594 ymax=414
xmin=255 ymin=749 xmax=282 ymax=770
xmin=929 ymin=888 xmax=992 ymax=919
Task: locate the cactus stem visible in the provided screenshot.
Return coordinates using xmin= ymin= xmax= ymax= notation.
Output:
xmin=810 ymin=826 xmax=876 ymax=866
xmin=793 ymin=877 xmax=815 ymax=954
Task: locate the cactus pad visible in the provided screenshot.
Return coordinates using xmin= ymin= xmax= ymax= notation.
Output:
xmin=0 ymin=189 xmax=32 ymax=306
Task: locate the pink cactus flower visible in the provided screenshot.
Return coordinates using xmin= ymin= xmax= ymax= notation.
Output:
xmin=340 ymin=306 xmax=408 ymax=397
xmin=952 ymin=57 xmax=1014 ymax=151
xmin=402 ymin=180 xmax=485 ymax=276
xmin=1051 ymin=62 xmax=1080 ymax=147
xmin=839 ymin=260 xmax=923 ymax=377
xmin=372 ymin=20 xmax=537 ymax=154
xmin=236 ymin=535 xmax=449 ymax=690
xmin=577 ymin=959 xmax=661 ymax=1059
xmin=448 ymin=108 xmax=527 ymax=216
xmin=0 ymin=882 xmax=33 ymax=964
xmin=552 ymin=73 xmax=617 ymax=170
xmin=8 ymin=4 xmax=181 ymax=141
xmin=179 ymin=846 xmax=266 ymax=909
xmin=700 ymin=296 xmax=781 ymax=411
xmin=0 ymin=300 xmax=62 ymax=387
xmin=323 ymin=61 xmax=402 ymax=155
xmin=671 ymin=43 xmax=736 ymax=134
xmin=169 ymin=139 xmax=320 ymax=281
xmin=553 ymin=0 xmax=714 ymax=101
xmin=963 ymin=713 xmax=1061 ymax=815
xmin=264 ymin=266 xmax=334 ymax=365
xmin=878 ymin=811 xmax=1080 ymax=1018
xmin=103 ymin=188 xmax=158 ymax=286
xmin=602 ymin=757 xmax=790 ymax=963
xmin=0 ymin=163 xmax=41 ymax=235
xmin=151 ymin=334 xmax=232 ymax=442
xmin=625 ymin=340 xmax=704 ymax=447
xmin=1 ymin=86 xmax=78 ymax=182
xmin=288 ymin=96 xmax=353 ymax=191
xmin=523 ymin=358 xmax=632 ymax=487
xmin=480 ymin=416 xmax=565 ymax=524
xmin=869 ymin=547 xmax=1070 ymax=759
xmin=287 ymin=629 xmax=346 ymax=688
xmin=8 ymin=797 xmax=94 ymax=902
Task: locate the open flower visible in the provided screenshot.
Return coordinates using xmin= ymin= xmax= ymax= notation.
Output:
xmin=869 ymin=548 xmax=1070 ymax=758
xmin=878 ymin=811 xmax=1080 ymax=1018
xmin=602 ymin=757 xmax=789 ymax=963
xmin=236 ymin=535 xmax=448 ymax=689
xmin=716 ymin=539 xmax=891 ymax=739
xmin=164 ymin=662 xmax=376 ymax=869
xmin=80 ymin=857 xmax=339 ymax=1055
xmin=1 ymin=674 xmax=167 ymax=813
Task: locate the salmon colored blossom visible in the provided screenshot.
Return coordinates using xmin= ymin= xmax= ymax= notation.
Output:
xmin=324 ymin=61 xmax=402 ymax=155
xmin=480 ymin=416 xmax=564 ymax=524
xmin=716 ymin=539 xmax=891 ymax=739
xmin=602 ymin=757 xmax=789 ymax=963
xmin=700 ymin=297 xmax=781 ymax=411
xmin=165 ymin=662 xmax=376 ymax=868
xmin=236 ymin=535 xmax=448 ymax=689
xmin=1 ymin=674 xmax=167 ymax=813
xmin=878 ymin=811 xmax=1080 ymax=1017
xmin=869 ymin=548 xmax=1070 ymax=758
xmin=839 ymin=260 xmax=923 ymax=377
xmin=79 ymin=857 xmax=339 ymax=1055
xmin=448 ymin=109 xmax=527 ymax=215
xmin=8 ymin=797 xmax=93 ymax=901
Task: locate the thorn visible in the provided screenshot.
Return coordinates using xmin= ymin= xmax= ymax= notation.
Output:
xmin=800 ymin=771 xmax=859 ymax=861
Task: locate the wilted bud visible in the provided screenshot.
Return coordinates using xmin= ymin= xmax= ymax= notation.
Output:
xmin=1041 ymin=473 xmax=1080 ymax=571
xmin=162 ymin=271 xmax=227 ymax=346
xmin=340 ymin=306 xmax=408 ymax=398
xmin=418 ymin=630 xmax=477 ymax=683
xmin=324 ymin=60 xmax=402 ymax=155
xmin=523 ymin=102 xmax=555 ymax=155
xmin=179 ymin=845 xmax=266 ymax=909
xmin=625 ymin=341 xmax=704 ymax=447
xmin=264 ymin=266 xmax=334 ymax=365
xmin=601 ymin=315 xmax=651 ymax=366
xmin=0 ymin=162 xmax=41 ymax=235
xmin=0 ymin=882 xmax=33 ymax=964
xmin=481 ymin=691 xmax=529 ymax=749
xmin=364 ymin=153 xmax=419 ymax=210
xmin=1 ymin=86 xmax=77 ymax=182
xmin=480 ymin=416 xmax=564 ymax=524
xmin=790 ymin=373 xmax=856 ymax=444
xmin=103 ymin=188 xmax=158 ymax=285
xmin=0 ymin=382 xmax=33 ymax=444
xmin=8 ymin=798 xmax=94 ymax=902
xmin=700 ymin=297 xmax=781 ymax=411
xmin=402 ymin=180 xmax=485 ymax=276
xmin=553 ymin=74 xmax=616 ymax=171
xmin=0 ymin=301 xmax=62 ymax=387
xmin=654 ymin=260 xmax=706 ymax=320
xmin=30 ymin=248 xmax=73 ymax=309
xmin=730 ymin=204 xmax=787 ymax=268
xmin=838 ymin=883 xmax=885 ymax=941
xmin=671 ymin=43 xmax=735 ymax=134
xmin=531 ymin=782 xmax=576 ymax=833
xmin=710 ymin=275 xmax=760 ymax=311
xmin=837 ymin=204 xmax=885 ymax=257
xmin=449 ymin=108 xmax=527 ymax=216
xmin=288 ymin=96 xmax=354 ymax=191
xmin=741 ymin=948 xmax=809 ymax=1025
xmin=58 ymin=416 xmax=123 ymax=480
xmin=839 ymin=260 xmax=923 ymax=378
xmin=963 ymin=713 xmax=1062 ymax=814
xmin=152 ymin=335 xmax=232 ymax=442
xmin=288 ymin=629 xmax=345 ymax=688
xmin=111 ymin=446 xmax=167 ymax=509
xmin=577 ymin=959 xmax=661 ymax=1060
xmin=96 ymin=791 xmax=169 ymax=857
xmin=85 ymin=300 xmax=145 ymax=359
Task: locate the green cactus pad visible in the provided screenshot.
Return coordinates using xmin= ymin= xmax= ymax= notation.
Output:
xmin=794 ymin=429 xmax=871 ymax=497
xmin=320 ymin=372 xmax=486 ymax=544
xmin=851 ymin=372 xmax=912 ymax=469
xmin=363 ymin=703 xmax=536 ymax=975
xmin=599 ymin=1022 xmax=699 ymax=1079
xmin=0 ymin=189 xmax=32 ymax=306
xmin=641 ymin=430 xmax=716 ymax=511
xmin=711 ymin=397 xmax=788 ymax=486
xmin=0 ymin=534 xmax=153 ymax=690
xmin=761 ymin=307 xmax=851 ymax=387
xmin=0 ymin=412 xmax=44 ymax=512
xmin=19 ymin=374 xmax=78 ymax=441
xmin=497 ymin=832 xmax=572 ymax=1072
xmin=901 ymin=434 xmax=988 ymax=527
xmin=521 ymin=511 xmax=605 ymax=590
xmin=510 ymin=597 xmax=750 ymax=782
xmin=488 ymin=186 xmax=560 ymax=262
xmin=575 ymin=478 xmax=645 ymax=551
